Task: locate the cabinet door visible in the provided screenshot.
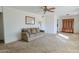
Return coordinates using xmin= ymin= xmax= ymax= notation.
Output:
xmin=62 ymin=19 xmax=74 ymax=33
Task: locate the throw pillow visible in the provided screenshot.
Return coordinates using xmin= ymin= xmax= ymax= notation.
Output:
xmin=31 ymin=28 xmax=37 ymax=34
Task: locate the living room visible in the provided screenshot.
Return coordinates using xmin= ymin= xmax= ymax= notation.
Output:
xmin=0 ymin=6 xmax=79 ymax=53
xmin=0 ymin=6 xmax=58 ymax=44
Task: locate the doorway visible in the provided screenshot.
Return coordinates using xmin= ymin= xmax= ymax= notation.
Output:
xmin=0 ymin=12 xmax=4 ymax=43
xmin=62 ymin=19 xmax=74 ymax=33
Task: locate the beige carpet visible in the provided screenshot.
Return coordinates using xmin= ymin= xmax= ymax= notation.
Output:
xmin=0 ymin=33 xmax=79 ymax=53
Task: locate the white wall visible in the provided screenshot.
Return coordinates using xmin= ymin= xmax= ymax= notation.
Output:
xmin=39 ymin=16 xmax=46 ymax=30
xmin=3 ymin=7 xmax=43 ymax=43
xmin=58 ymin=15 xmax=79 ymax=33
xmin=0 ymin=6 xmax=2 ymax=12
xmin=74 ymin=15 xmax=79 ymax=33
xmin=0 ymin=13 xmax=4 ymax=40
xmin=44 ymin=13 xmax=57 ymax=34
xmin=53 ymin=14 xmax=57 ymax=34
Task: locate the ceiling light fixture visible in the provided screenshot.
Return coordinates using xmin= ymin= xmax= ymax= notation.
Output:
xmin=41 ymin=6 xmax=55 ymax=14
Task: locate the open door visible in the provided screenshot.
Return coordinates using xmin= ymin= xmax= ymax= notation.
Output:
xmin=62 ymin=19 xmax=74 ymax=33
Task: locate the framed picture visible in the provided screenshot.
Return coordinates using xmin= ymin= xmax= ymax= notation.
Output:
xmin=25 ymin=16 xmax=35 ymax=24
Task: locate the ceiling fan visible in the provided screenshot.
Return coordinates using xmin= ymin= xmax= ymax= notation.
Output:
xmin=41 ymin=6 xmax=55 ymax=14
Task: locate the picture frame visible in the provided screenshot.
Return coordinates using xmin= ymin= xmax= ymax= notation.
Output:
xmin=25 ymin=16 xmax=35 ymax=24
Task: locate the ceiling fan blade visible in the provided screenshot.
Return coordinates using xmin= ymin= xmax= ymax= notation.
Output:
xmin=41 ymin=6 xmax=47 ymax=9
xmin=48 ymin=8 xmax=55 ymax=10
xmin=47 ymin=9 xmax=54 ymax=12
xmin=48 ymin=10 xmax=54 ymax=12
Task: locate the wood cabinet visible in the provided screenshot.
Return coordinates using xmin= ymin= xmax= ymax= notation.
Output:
xmin=62 ymin=19 xmax=74 ymax=33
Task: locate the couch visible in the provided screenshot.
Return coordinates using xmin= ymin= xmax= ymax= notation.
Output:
xmin=21 ymin=28 xmax=45 ymax=42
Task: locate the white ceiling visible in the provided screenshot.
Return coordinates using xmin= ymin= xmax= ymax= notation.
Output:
xmin=55 ymin=6 xmax=79 ymax=16
xmin=11 ymin=6 xmax=41 ymax=13
xmin=10 ymin=6 xmax=79 ymax=16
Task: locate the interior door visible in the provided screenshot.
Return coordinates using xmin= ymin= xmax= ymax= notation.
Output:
xmin=62 ymin=19 xmax=74 ymax=33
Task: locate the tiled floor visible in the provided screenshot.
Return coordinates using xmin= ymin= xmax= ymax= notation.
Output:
xmin=0 ymin=33 xmax=79 ymax=53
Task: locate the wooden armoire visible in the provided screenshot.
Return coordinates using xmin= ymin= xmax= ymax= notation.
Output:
xmin=62 ymin=19 xmax=74 ymax=33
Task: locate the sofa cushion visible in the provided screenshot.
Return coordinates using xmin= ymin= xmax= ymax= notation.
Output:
xmin=30 ymin=32 xmax=44 ymax=38
xmin=26 ymin=28 xmax=32 ymax=34
xmin=31 ymin=28 xmax=37 ymax=34
xmin=28 ymin=32 xmax=45 ymax=41
xmin=36 ymin=28 xmax=40 ymax=33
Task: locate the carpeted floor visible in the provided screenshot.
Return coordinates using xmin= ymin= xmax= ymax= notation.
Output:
xmin=0 ymin=33 xmax=79 ymax=53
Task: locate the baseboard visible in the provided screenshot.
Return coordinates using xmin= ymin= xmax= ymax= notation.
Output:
xmin=4 ymin=38 xmax=19 ymax=44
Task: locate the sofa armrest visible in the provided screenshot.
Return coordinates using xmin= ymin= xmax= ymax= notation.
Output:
xmin=21 ymin=32 xmax=29 ymax=42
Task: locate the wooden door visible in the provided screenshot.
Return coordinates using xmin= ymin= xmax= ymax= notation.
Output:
xmin=62 ymin=19 xmax=74 ymax=33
